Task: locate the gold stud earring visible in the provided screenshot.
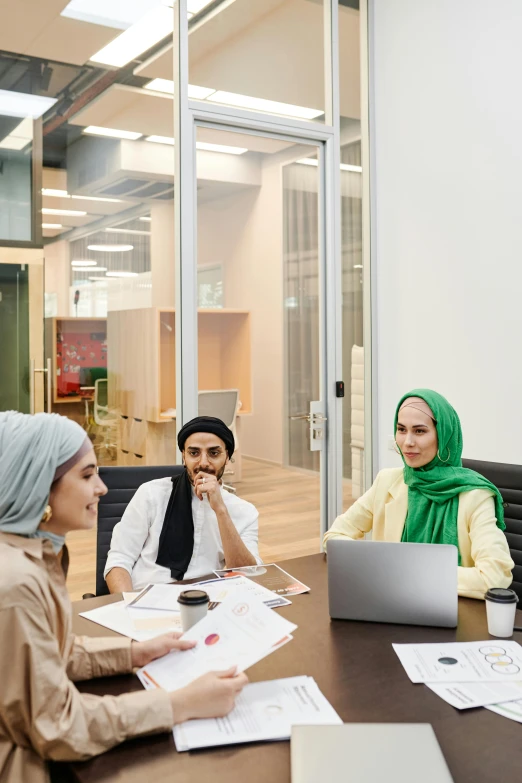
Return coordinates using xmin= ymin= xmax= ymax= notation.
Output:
xmin=40 ymin=505 xmax=53 ymax=525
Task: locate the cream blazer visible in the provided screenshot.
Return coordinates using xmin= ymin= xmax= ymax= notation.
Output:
xmin=323 ymin=468 xmax=514 ymax=600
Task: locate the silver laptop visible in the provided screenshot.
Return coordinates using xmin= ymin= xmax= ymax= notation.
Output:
xmin=327 ymin=539 xmax=458 ymax=628
xmin=291 ymin=724 xmax=454 ymax=783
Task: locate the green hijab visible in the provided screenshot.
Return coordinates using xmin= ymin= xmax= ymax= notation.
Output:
xmin=395 ymin=389 xmax=505 ymax=562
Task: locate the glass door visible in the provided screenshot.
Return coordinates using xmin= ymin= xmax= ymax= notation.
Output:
xmin=0 ymin=254 xmax=46 ymax=414
xmin=191 ymin=123 xmax=330 ymax=563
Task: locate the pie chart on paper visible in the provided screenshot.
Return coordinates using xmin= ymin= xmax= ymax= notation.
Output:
xmin=205 ymin=633 xmax=220 ymax=646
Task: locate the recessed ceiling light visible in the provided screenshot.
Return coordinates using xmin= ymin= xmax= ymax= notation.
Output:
xmin=71 ymin=260 xmax=97 ymax=266
xmin=42 ymin=207 xmax=87 ymax=216
xmin=84 ymin=126 xmax=142 ymax=140
xmin=88 ymin=244 xmax=133 ymax=252
xmin=143 ymin=79 xmax=215 ymax=101
xmin=187 ymin=0 xmax=213 ymax=13
xmin=296 ymin=158 xmax=318 ymax=167
xmin=0 ymin=88 xmax=57 ymax=119
xmin=106 ymin=271 xmax=139 ymax=278
xmin=340 ymin=163 xmax=362 ymax=173
xmin=73 ymin=266 xmax=107 ymax=272
xmin=71 ymin=194 xmax=123 ymax=203
xmin=42 ymin=223 xmax=63 ymax=229
xmin=353 ymin=264 xmax=363 ymax=269
xmin=210 ymin=91 xmax=323 ymax=120
xmin=88 ymin=276 xmax=109 ymax=281
xmin=42 ymin=188 xmax=69 ymax=197
xmin=90 ymin=5 xmax=173 ymax=67
xmin=188 ymin=84 xmax=216 ymax=100
xmin=139 ymin=216 xmax=151 ymax=222
xmin=144 ymin=78 xmax=173 ymax=94
xmin=145 ymin=135 xmax=174 ymax=145
xmin=196 ymin=141 xmax=247 ymax=155
xmin=106 ymin=227 xmax=151 ymax=236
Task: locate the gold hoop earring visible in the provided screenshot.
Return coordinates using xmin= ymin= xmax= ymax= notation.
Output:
xmin=437 ymin=448 xmax=451 ymax=463
xmin=40 ymin=505 xmax=53 ymax=525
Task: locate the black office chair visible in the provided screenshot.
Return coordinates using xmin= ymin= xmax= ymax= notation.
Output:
xmin=92 ymin=464 xmax=185 ymax=597
xmin=462 ymin=458 xmax=522 ymax=600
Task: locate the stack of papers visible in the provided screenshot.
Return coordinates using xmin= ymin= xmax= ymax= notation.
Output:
xmin=137 ymin=588 xmax=296 ymax=692
xmin=79 ymin=599 xmax=182 ymax=641
xmin=173 ymin=676 xmax=342 ymax=751
xmin=213 ymin=564 xmax=310 ymax=597
xmin=393 ymin=641 xmax=522 ymax=723
xmin=130 ymin=574 xmax=291 ymax=611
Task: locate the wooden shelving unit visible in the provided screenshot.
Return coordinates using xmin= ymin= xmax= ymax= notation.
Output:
xmin=45 ymin=317 xmax=107 ymax=404
xmin=107 ymin=307 xmax=251 ymax=466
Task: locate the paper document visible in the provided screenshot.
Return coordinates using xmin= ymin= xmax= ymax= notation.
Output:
xmin=173 ymin=676 xmax=342 ymax=751
xmin=427 ymin=680 xmax=522 ymax=709
xmin=394 ymin=641 xmax=522 ymax=683
xmin=130 ymin=575 xmax=290 ymax=611
xmin=214 ymin=563 xmax=310 ymax=597
xmin=137 ymin=589 xmax=297 ymax=692
xmin=79 ymin=601 xmax=181 ymax=642
xmin=486 ymin=699 xmax=522 ymax=723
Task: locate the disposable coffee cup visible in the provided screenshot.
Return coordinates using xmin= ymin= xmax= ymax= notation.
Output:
xmin=485 ymin=588 xmax=518 ymax=638
xmin=177 ymin=589 xmax=209 ymax=632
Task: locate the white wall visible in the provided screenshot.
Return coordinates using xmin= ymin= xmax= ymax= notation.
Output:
xmin=371 ymin=0 xmax=522 ymax=470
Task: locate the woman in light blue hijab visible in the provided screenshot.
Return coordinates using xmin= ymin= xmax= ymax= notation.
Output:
xmin=0 ymin=411 xmax=247 ymax=783
xmin=0 ymin=410 xmax=91 ymax=551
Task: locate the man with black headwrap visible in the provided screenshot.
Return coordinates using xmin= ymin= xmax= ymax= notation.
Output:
xmin=105 ymin=417 xmax=260 ymax=593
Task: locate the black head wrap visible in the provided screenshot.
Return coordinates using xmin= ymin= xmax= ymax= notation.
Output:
xmin=177 ymin=416 xmax=235 ymax=458
xmin=156 ymin=416 xmax=234 ymax=580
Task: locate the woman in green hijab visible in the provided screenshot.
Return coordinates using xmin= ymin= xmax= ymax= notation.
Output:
xmin=324 ymin=389 xmax=514 ymax=599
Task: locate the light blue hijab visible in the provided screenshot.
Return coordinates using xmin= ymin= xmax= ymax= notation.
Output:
xmin=0 ymin=411 xmax=89 ymax=550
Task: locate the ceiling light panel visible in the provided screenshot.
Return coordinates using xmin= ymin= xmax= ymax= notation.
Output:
xmin=42 ymin=188 xmax=68 ymax=197
xmin=196 ymin=141 xmax=247 ymax=155
xmin=145 ymin=135 xmax=174 ymax=145
xmin=143 ymin=79 xmax=215 ymax=100
xmin=42 ymin=208 xmax=87 ymax=217
xmin=73 ymin=266 xmax=108 ymax=272
xmin=71 ymin=260 xmax=97 ymax=266
xmin=42 ymin=223 xmax=63 ymax=229
xmin=0 ymin=89 xmax=57 ymax=119
xmin=83 ymin=126 xmax=142 ymax=140
xmin=88 ymin=244 xmax=133 ymax=252
xmin=106 ymin=227 xmax=151 ymax=236
xmin=90 ymin=5 xmax=174 ymax=68
xmin=71 ymin=194 xmax=123 ymax=203
xmin=61 ymin=0 xmax=167 ymax=30
xmin=139 ymin=216 xmax=151 ymax=222
xmin=210 ymin=91 xmax=323 ymax=120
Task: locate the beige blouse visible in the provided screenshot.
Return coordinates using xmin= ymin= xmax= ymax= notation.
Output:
xmin=0 ymin=532 xmax=174 ymax=783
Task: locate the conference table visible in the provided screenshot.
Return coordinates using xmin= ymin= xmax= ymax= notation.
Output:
xmin=64 ymin=554 xmax=522 ymax=782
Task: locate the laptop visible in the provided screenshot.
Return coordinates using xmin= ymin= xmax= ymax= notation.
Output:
xmin=291 ymin=724 xmax=454 ymax=783
xmin=327 ymin=539 xmax=458 ymax=628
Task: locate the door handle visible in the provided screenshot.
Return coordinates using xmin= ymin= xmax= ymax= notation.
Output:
xmin=290 ymin=414 xmax=311 ymax=421
xmin=29 ymin=359 xmax=50 ymax=414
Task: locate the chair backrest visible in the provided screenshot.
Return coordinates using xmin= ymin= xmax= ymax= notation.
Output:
xmin=462 ymin=458 xmax=522 ymax=600
xmin=198 ymin=389 xmax=239 ymax=430
xmin=96 ymin=465 xmax=185 ymax=596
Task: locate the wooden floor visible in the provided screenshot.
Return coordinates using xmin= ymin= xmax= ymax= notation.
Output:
xmin=66 ymin=458 xmax=355 ymax=600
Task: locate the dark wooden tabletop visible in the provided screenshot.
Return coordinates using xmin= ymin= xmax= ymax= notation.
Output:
xmin=65 ymin=554 xmax=522 ymax=783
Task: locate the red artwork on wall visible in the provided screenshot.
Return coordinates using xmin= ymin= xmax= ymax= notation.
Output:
xmin=56 ymin=330 xmax=107 ymax=397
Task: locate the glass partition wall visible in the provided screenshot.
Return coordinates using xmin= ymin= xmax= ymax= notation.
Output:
xmin=0 ymin=0 xmax=368 ymax=586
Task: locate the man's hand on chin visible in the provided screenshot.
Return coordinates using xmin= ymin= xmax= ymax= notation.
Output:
xmin=194 ymin=471 xmax=226 ymax=512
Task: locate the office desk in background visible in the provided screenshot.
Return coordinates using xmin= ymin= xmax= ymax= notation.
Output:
xmin=66 ymin=555 xmax=522 ymax=783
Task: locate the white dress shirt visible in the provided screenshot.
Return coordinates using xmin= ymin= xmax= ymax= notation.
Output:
xmin=104 ymin=477 xmax=261 ymax=590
